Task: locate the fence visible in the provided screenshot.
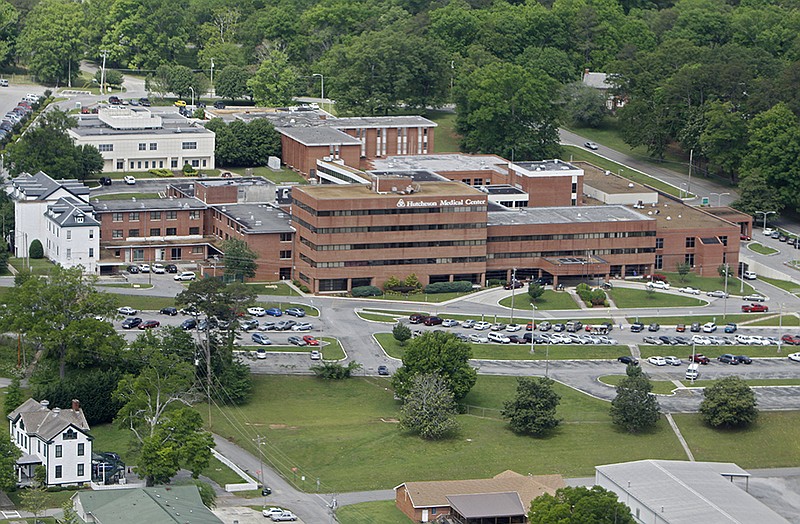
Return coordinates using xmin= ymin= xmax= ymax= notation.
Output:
xmin=459 ymin=404 xmax=503 ymax=420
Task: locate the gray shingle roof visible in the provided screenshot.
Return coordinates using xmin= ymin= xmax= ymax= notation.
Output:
xmin=46 ymin=197 xmax=100 ymax=227
xmin=11 ymin=172 xmax=90 ymax=201
xmin=9 ymin=398 xmax=90 ymax=442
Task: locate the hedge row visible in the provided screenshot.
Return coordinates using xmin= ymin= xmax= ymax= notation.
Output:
xmin=423 ymin=281 xmax=473 ymax=294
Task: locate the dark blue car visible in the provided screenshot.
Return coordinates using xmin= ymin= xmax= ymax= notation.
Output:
xmin=266 ymin=307 xmax=283 ymax=317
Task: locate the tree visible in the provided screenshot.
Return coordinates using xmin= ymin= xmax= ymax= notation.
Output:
xmin=527 ymin=283 xmax=545 ymax=302
xmin=0 ymin=435 xmax=21 ymax=492
xmin=610 ymin=365 xmax=661 ymax=433
xmin=20 ymin=483 xmax=48 ymax=518
xmin=391 ymin=331 xmax=477 ymax=402
xmin=221 ymin=238 xmax=258 ymax=281
xmin=454 ymin=62 xmax=561 ymax=160
xmin=528 ymin=486 xmax=635 ymax=524
xmin=502 ymin=377 xmax=561 ymax=436
xmin=699 ymin=101 xmax=747 ymax=181
xmin=700 ymin=376 xmax=758 ymax=428
xmin=176 ymin=277 xmax=256 ymax=322
xmin=4 ymin=375 xmax=23 ymax=416
xmin=0 ymin=265 xmax=118 ymax=378
xmin=28 ymin=239 xmax=43 ymax=259
xmin=215 ymin=65 xmax=252 ymax=101
xmin=16 ymin=0 xmax=83 ymax=84
xmin=248 ymin=49 xmax=299 ymax=107
xmin=310 ymin=361 xmax=362 ymax=379
xmin=618 ymin=94 xmax=673 ymax=160
xmin=61 ymin=499 xmax=81 ymax=524
xmin=676 ymin=261 xmax=691 ymax=282
xmin=732 ymin=167 xmax=783 ymax=218
xmin=392 ymin=323 xmax=411 ymax=345
xmin=562 ymin=82 xmax=608 ymax=128
xmin=94 ymin=69 xmax=124 ymax=87
xmin=0 ymin=1 xmax=18 ymax=68
xmin=205 ymin=118 xmax=281 ymax=167
xmin=399 ymin=373 xmax=459 ymax=440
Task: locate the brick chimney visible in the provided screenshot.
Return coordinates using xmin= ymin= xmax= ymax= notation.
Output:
xmin=71 ymin=399 xmax=81 ymax=412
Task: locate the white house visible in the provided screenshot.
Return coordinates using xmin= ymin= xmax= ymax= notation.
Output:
xmin=67 ymin=107 xmax=215 ymax=172
xmin=9 ymin=172 xmax=100 ymax=273
xmin=8 ymin=398 xmax=93 ymax=487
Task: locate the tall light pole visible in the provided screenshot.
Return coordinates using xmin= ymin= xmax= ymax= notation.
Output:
xmin=687 ymin=149 xmax=693 ymax=194
xmin=312 ymin=73 xmax=324 ymax=106
xmin=754 ymin=210 xmax=776 ymax=233
xmin=210 ymin=58 xmax=215 ymax=98
xmin=723 ymin=263 xmax=729 ymax=320
xmin=710 ymin=192 xmax=730 ymax=207
xmin=510 ymin=267 xmax=517 ymax=324
xmin=99 ymin=49 xmax=109 ymax=94
xmin=778 ymin=303 xmax=784 ymax=354
xmin=189 ymin=87 xmax=195 ymax=109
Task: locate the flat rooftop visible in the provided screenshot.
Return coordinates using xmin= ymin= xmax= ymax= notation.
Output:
xmin=277 ymin=126 xmax=361 ymax=147
xmin=91 ymin=197 xmax=206 ymax=212
xmin=513 ymin=159 xmax=581 ymax=174
xmin=296 ymin=181 xmax=486 ymax=201
xmin=488 ymin=205 xmax=653 ymax=226
xmin=579 ymin=161 xmax=657 ymax=195
xmin=70 ymin=113 xmax=213 ymax=137
xmin=236 ymin=111 xmax=435 ymax=129
xmin=213 ymin=203 xmax=294 ymax=234
xmin=194 ymin=177 xmax=270 ymax=188
xmin=371 ymin=154 xmax=508 ymax=175
xmin=368 ymin=170 xmax=447 ymax=182
xmin=479 ymin=185 xmax=526 ymax=195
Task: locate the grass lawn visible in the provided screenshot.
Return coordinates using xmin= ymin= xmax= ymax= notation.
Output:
xmin=90 ymin=423 xmax=137 ymax=463
xmin=374 ymin=333 xmax=627 ymax=361
xmin=563 ymin=146 xmax=683 ymax=198
xmin=7 ymin=488 xmax=79 ymax=510
xmin=607 ymin=288 xmax=706 ymax=308
xmin=673 ymin=411 xmax=800 ymax=469
xmin=748 ymin=242 xmax=779 ymax=255
xmin=369 ymin=291 xmax=476 ymax=303
xmin=207 ymin=375 xmax=686 ymax=492
xmin=101 ymin=293 xmax=175 ymax=311
xmin=598 ymin=375 xmax=677 ymax=395
xmin=650 ymin=272 xmax=755 ymax=295
xmin=498 ymin=290 xmax=580 ymax=310
xmin=231 ymin=166 xmax=307 ymax=184
xmin=245 ymin=282 xmax=300 ymax=296
xmin=202 ymin=455 xmax=245 ymax=487
xmin=337 ymin=500 xmax=411 ymax=524
xmin=91 ymin=192 xmax=161 ymax=201
xmin=356 ymin=311 xmax=398 ymax=323
xmin=639 ymin=345 xmax=785 ymax=358
xmin=681 ymin=378 xmax=800 ymax=388
xmin=9 ymin=257 xmax=54 ymax=275
xmin=628 ymin=313 xmax=768 ymax=325
xmin=760 ymin=276 xmax=800 ymax=294
xmin=363 ymin=308 xmax=430 ymax=316
xmin=426 ymin=110 xmax=460 ymax=153
xmin=746 ymin=315 xmax=800 ymax=327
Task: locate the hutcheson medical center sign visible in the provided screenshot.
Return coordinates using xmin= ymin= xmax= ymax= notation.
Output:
xmin=396 ymin=197 xmax=487 ymax=208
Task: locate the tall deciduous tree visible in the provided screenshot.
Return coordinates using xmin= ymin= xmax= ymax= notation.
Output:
xmin=454 ymin=62 xmax=561 ymax=160
xmin=215 ymin=65 xmax=252 ymax=101
xmin=399 ymin=372 xmax=459 ymax=440
xmin=610 ymin=365 xmax=660 ymax=433
xmin=528 ymin=486 xmax=635 ymax=524
xmin=248 ymin=49 xmax=298 ymax=107
xmin=562 ymin=82 xmax=609 ymax=128
xmin=221 ymin=238 xmax=258 ymax=280
xmin=0 ymin=0 xmax=18 ymax=68
xmin=700 ymin=376 xmax=758 ymax=428
xmin=502 ymin=377 xmax=561 ymax=436
xmin=391 ymin=331 xmax=477 ymax=402
xmin=176 ymin=277 xmax=256 ymax=321
xmin=0 ymin=435 xmax=21 ymax=492
xmin=0 ymin=266 xmax=118 ymax=378
xmin=16 ymin=0 xmax=83 ymax=84
xmin=699 ymin=101 xmax=747 ymax=180
xmin=392 ymin=323 xmax=411 ymax=345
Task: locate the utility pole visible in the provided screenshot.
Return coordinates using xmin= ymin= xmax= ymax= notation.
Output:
xmin=254 ymin=435 xmax=265 ymax=490
xmin=687 ymin=149 xmax=693 ymax=195
xmin=210 ymin=58 xmax=215 ymax=98
xmin=510 ymin=267 xmax=517 ymax=324
xmin=99 ymin=50 xmax=109 ymax=95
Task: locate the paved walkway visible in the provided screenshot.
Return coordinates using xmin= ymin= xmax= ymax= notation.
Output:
xmin=665 ymin=413 xmax=695 ymax=461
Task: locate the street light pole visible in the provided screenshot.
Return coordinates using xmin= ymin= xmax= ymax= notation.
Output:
xmin=710 ymin=192 xmax=730 ymax=207
xmin=688 ymin=149 xmax=693 ymax=194
xmin=779 ymin=303 xmax=784 ymax=354
xmin=510 ymin=267 xmax=517 ymax=324
xmin=189 ymin=87 xmax=195 ymax=108
xmin=754 ymin=210 xmax=777 ymax=233
xmin=723 ymin=263 xmax=729 ymax=320
xmin=312 ymin=73 xmax=324 ymax=110
xmin=210 ymin=58 xmax=215 ymax=98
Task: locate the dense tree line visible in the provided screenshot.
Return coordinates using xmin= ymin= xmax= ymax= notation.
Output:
xmin=3 ymin=0 xmax=800 ymax=194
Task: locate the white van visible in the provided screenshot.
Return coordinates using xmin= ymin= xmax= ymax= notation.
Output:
xmin=487 ymin=332 xmax=510 ymax=344
xmin=685 ymin=363 xmax=700 ymax=380
xmin=743 ymin=270 xmax=757 ymax=280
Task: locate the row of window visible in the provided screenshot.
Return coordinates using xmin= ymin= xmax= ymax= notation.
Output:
xmin=111 ymin=227 xmax=200 ymax=238
xmin=65 ymin=247 xmax=94 ymax=259
xmin=293 ymin=216 xmax=487 ymax=234
xmin=488 ymin=247 xmax=655 ymax=259
xmin=111 ymin=210 xmax=198 ymax=222
xmin=116 ymin=159 xmax=207 ymax=171
xmin=299 ymin=253 xmax=486 ymax=268
xmin=488 ymin=231 xmax=656 ymax=242
xmin=299 ymin=237 xmax=486 ymax=251
xmin=53 ymin=464 xmax=84 ymax=479
xmin=293 ymin=200 xmax=486 ymax=217
xmin=54 ymin=443 xmax=84 ymax=457
xmin=126 ymin=246 xmax=204 ymax=261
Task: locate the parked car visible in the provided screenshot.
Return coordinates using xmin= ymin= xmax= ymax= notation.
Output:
xmin=646 ymin=281 xmax=670 ymax=290
xmin=742 ymin=270 xmax=758 ymax=280
xmin=487 ymin=332 xmax=510 ymax=344
xmin=123 ymin=175 xmax=136 ymax=185
xmin=788 ymin=353 xmax=800 ymax=362
xmin=461 ymin=319 xmax=476 ymax=329
xmin=255 ymin=348 xmax=268 ymax=359
xmin=468 ymin=333 xmax=489 ymax=344
xmin=722 ymin=323 xmax=737 ymax=333
xmin=782 ymin=334 xmax=800 ymax=345
xmin=266 ymin=308 xmax=283 ymax=317
xmin=126 ymin=265 xmax=139 ymax=274
xmin=291 ymin=322 xmax=313 ymax=331
xmin=108 ymin=95 xmax=122 ymax=105
xmin=584 ymin=141 xmax=599 ymax=150
xmin=138 ymin=264 xmax=150 ymax=273
xmin=288 ymin=336 xmax=307 ymax=347
xmin=284 ymin=307 xmax=306 ymax=317
xmin=180 ymin=318 xmax=197 ymax=330
xmin=538 ymin=321 xmax=552 ymax=331
xmin=648 ymin=323 xmax=660 ymax=332
xmin=424 ymin=316 xmax=443 ymax=326
xmin=474 ymin=321 xmax=492 ymax=331
xmin=138 ymin=320 xmax=160 ymax=329
xmin=648 ymin=356 xmax=667 ymax=366
xmin=408 ymin=314 xmax=426 ymax=324
xmin=707 ymin=290 xmax=729 ymax=298
xmin=688 ymin=354 xmax=710 ymax=364
xmin=377 ymin=365 xmax=390 ymax=376
xmin=271 ymin=510 xmax=298 ymax=522
xmin=139 ymin=97 xmax=151 ymax=106
xmin=160 ymin=307 xmax=178 ymax=316
xmin=262 ymin=508 xmax=286 ymax=519
xmin=702 ymin=322 xmax=717 ymax=333
xmin=260 ymin=322 xmax=276 ymax=331
xmin=180 ymin=306 xmax=200 ymax=316
xmin=213 ymin=101 xmax=226 ymax=109
xmin=506 ymin=324 xmax=522 ymax=332
xmin=0 ymin=79 xmax=7 ymax=87
xmin=508 ymin=335 xmax=525 ymax=344
xmin=151 ymin=263 xmax=165 ymax=274
xmin=630 ymin=323 xmax=645 ymax=333
xmin=643 ymin=336 xmax=661 ymax=345
xmin=742 ymin=294 xmax=766 ymax=302
xmin=275 ymin=320 xmax=297 ymax=331
xmin=252 ymin=333 xmax=271 ymax=345
xmin=164 ymin=264 xmax=178 ymax=273
xmin=678 ymin=286 xmax=700 ymax=295
xmin=490 ymin=323 xmax=507 ymax=331
xmin=122 ymin=317 xmax=143 ymax=329
xmin=676 ymin=324 xmax=686 ymax=333
xmin=240 ymin=319 xmax=259 ymax=331
xmin=618 ymin=356 xmax=638 ymax=365
xmin=117 ymin=306 xmax=138 ymax=315
xmin=718 ymin=354 xmax=740 ymax=365
xmin=664 ymin=356 xmax=682 ymax=366
xmin=308 ymin=348 xmax=321 ymax=359
xmin=690 ymin=322 xmax=701 ymax=332
xmin=742 ymin=303 xmax=769 ymax=313
xmin=302 ymin=335 xmax=319 ymax=346
xmin=174 ymin=271 xmax=196 ymax=281
xmin=503 ymin=280 xmax=524 ymax=289
xmin=734 ymin=355 xmax=752 ymax=364
xmin=247 ymin=307 xmax=266 ymax=317
xmin=442 ymin=319 xmax=460 ymax=327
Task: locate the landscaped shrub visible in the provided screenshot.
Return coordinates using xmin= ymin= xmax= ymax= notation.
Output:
xmin=182 ymin=163 xmax=198 ymax=176
xmin=575 ymin=283 xmax=607 ymax=306
xmin=424 ymin=281 xmax=474 ymax=294
xmin=28 ymin=239 xmax=43 ymax=259
xmin=352 ymin=285 xmax=383 ymax=297
xmin=384 ymin=274 xmax=423 ymax=294
xmin=148 ymin=168 xmax=174 ymax=177
xmin=487 ymin=279 xmax=504 ymax=287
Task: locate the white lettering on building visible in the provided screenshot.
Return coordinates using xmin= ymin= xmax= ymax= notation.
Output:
xmin=396 ymin=198 xmax=487 ymax=208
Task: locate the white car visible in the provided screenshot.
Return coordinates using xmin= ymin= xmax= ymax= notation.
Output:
xmin=442 ymin=319 xmax=460 ymax=327
xmin=248 ymin=307 xmax=266 ymax=317
xmin=291 ymin=322 xmax=313 ymax=331
xmin=664 ymin=356 xmax=682 ymax=366
xmin=763 ymin=227 xmax=775 ymax=236
xmin=506 ymin=324 xmax=522 ymax=332
xmin=461 ymin=319 xmax=475 ymax=328
xmin=262 ymin=508 xmax=284 ymax=518
xmin=271 ymin=511 xmax=298 ymax=522
xmin=646 ymin=281 xmax=670 ymax=290
xmin=468 ymin=333 xmax=489 ymax=344
xmin=174 ymin=271 xmax=196 ymax=281
xmin=117 ymin=306 xmax=138 ymax=315
xmin=123 ymin=175 xmax=136 ymax=185
xmin=309 ymin=350 xmax=321 ymax=360
xmin=706 ymin=290 xmax=729 ymax=298
xmin=788 ymin=353 xmax=800 ymax=362
xmin=691 ymin=335 xmax=711 ymax=345
xmin=151 ymin=263 xmax=165 ymax=274
xmin=742 ymin=294 xmax=766 ymax=302
xmin=648 ymin=356 xmax=667 ymax=366
xmin=487 ymin=332 xmax=510 ymax=344
xmin=678 ymin=286 xmax=700 ymax=295
xmin=138 ymin=263 xmax=150 ymax=273
xmin=702 ymin=322 xmax=717 ymax=333
xmin=473 ymin=321 xmax=492 ymax=331
xmin=735 ymin=334 xmax=752 ymax=345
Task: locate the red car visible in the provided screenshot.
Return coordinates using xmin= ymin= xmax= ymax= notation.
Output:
xmin=740 ymin=234 xmax=751 ymax=241
xmin=688 ymin=354 xmax=710 ymax=364
xmin=138 ymin=319 xmax=160 ymax=329
xmin=781 ymin=334 xmax=800 ymax=345
xmin=302 ymin=335 xmax=319 ymax=346
xmin=742 ymin=303 xmax=769 ymax=313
